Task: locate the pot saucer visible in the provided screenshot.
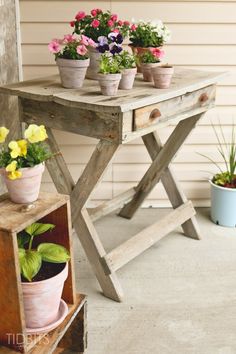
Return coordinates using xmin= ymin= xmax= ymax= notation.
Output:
xmin=26 ymin=299 xmax=68 ymax=334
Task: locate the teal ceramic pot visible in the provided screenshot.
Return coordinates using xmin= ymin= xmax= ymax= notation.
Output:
xmin=210 ymin=180 xmax=236 ymax=227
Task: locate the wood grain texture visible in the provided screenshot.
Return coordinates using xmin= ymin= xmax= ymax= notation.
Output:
xmin=0 ymin=69 xmax=224 ymax=113
xmin=103 ymin=201 xmax=196 ymax=274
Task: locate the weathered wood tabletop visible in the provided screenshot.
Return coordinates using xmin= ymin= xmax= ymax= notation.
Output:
xmin=0 ymin=68 xmax=224 ymax=302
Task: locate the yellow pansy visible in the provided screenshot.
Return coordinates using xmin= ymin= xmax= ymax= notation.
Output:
xmin=0 ymin=127 xmax=9 ymax=143
xmin=24 ymin=124 xmax=48 ymax=143
xmin=6 ymin=161 xmax=22 ymax=180
xmin=9 ymin=140 xmax=27 ymax=158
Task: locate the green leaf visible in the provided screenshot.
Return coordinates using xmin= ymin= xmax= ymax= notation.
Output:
xmin=19 ymin=250 xmax=42 ymax=282
xmin=25 ymin=223 xmax=55 ymax=237
xmin=17 ymin=232 xmax=30 ymax=248
xmin=38 ymin=243 xmax=70 ymax=263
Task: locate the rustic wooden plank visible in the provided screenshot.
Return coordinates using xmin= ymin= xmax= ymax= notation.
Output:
xmin=74 ymin=209 xmax=123 ymax=302
xmin=20 ymin=98 xmax=121 ymax=142
xmin=134 ymin=85 xmax=215 ymax=130
xmin=0 ymin=192 xmax=69 ymax=233
xmin=103 ymin=201 xmax=196 ymax=274
xmin=0 ymin=230 xmax=26 ymax=353
xmin=143 ymin=131 xmax=202 ymax=240
xmin=119 ymin=114 xmax=202 ymax=219
xmin=88 ymin=187 xmax=136 ymax=222
xmin=71 ymin=140 xmax=119 ymax=223
xmin=44 ymin=127 xmax=75 ymax=195
xmin=0 ymin=69 xmax=225 ymax=113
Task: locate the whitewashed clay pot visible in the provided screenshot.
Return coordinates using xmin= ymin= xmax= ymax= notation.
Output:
xmin=56 ymin=58 xmax=90 ymax=88
xmin=1 ymin=163 xmax=45 ymax=204
xmin=98 ymin=73 xmax=121 ymax=96
xmin=119 ymin=68 xmax=137 ymax=90
xmin=22 ymin=263 xmax=68 ymax=329
xmin=141 ymin=63 xmax=159 ymax=82
xmin=152 ymin=66 xmax=174 ymax=89
xmin=86 ymin=47 xmax=101 ymax=80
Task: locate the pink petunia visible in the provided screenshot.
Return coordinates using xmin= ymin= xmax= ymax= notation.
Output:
xmin=80 ymin=34 xmax=89 ymax=45
xmin=150 ymin=48 xmax=165 ymax=59
xmin=131 ymin=24 xmax=137 ymax=31
xmin=77 ymin=45 xmax=88 ymax=56
xmin=63 ymin=34 xmax=76 ymax=43
xmin=88 ymin=38 xmax=96 ymax=47
xmin=111 ymin=14 xmax=118 ymax=22
xmin=75 ymin=11 xmax=86 ymax=21
xmin=70 ymin=21 xmax=75 ymax=27
xmin=107 ymin=20 xmax=114 ymax=27
xmin=91 ymin=19 xmax=100 ymax=28
xmin=91 ymin=9 xmax=97 ymax=16
xmin=48 ymin=41 xmax=61 ymax=54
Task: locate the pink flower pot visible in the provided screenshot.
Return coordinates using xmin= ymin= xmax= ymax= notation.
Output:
xmin=22 ymin=263 xmax=68 ymax=329
xmin=86 ymin=47 xmax=102 ymax=80
xmin=57 ymin=58 xmax=90 ymax=88
xmin=119 ymin=68 xmax=137 ymax=90
xmin=1 ymin=163 xmax=45 ymax=204
xmin=141 ymin=62 xmax=159 ymax=82
xmin=98 ymin=73 xmax=121 ymax=96
xmin=152 ymin=66 xmax=174 ymax=89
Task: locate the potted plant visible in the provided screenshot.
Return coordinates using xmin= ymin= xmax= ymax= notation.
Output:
xmin=152 ymin=64 xmax=174 ymax=89
xmin=0 ymin=124 xmax=51 ymax=204
xmin=202 ymin=124 xmax=236 ymax=227
xmin=129 ymin=20 xmax=171 ymax=71
xmin=98 ymin=53 xmax=121 ymax=96
xmin=48 ymin=34 xmax=96 ymax=88
xmin=140 ymin=48 xmax=164 ymax=82
xmin=18 ymin=222 xmax=70 ymax=331
xmin=117 ymin=50 xmax=137 ymax=90
xmin=71 ymin=9 xmax=130 ymax=79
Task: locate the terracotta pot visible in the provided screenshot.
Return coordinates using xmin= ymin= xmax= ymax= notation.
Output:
xmin=98 ymin=73 xmax=121 ymax=96
xmin=1 ymin=163 xmax=45 ymax=204
xmin=22 ymin=263 xmax=68 ymax=329
xmin=56 ymin=58 xmax=90 ymax=88
xmin=152 ymin=66 xmax=174 ymax=89
xmin=119 ymin=67 xmax=137 ymax=90
xmin=129 ymin=45 xmax=162 ymax=73
xmin=86 ymin=47 xmax=102 ymax=80
xmin=141 ymin=62 xmax=159 ymax=82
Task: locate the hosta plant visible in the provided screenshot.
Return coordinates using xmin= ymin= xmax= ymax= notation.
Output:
xmin=18 ymin=223 xmax=70 ymax=282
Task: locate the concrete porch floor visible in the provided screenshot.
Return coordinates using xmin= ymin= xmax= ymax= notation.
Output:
xmin=73 ymin=208 xmax=236 ymax=354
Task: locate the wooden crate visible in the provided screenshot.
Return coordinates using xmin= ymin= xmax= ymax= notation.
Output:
xmin=0 ymin=192 xmax=87 ymax=353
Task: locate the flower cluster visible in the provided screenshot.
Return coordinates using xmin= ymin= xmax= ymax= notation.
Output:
xmin=140 ymin=48 xmax=165 ymax=64
xmin=48 ymin=34 xmax=96 ymax=59
xmin=0 ymin=125 xmax=51 ymax=180
xmin=129 ymin=20 xmax=171 ymax=48
xmin=97 ymin=32 xmax=123 ymax=55
xmin=71 ymin=9 xmax=130 ymax=43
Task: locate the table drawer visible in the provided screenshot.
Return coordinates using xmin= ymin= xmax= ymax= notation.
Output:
xmin=133 ymin=85 xmax=216 ymax=131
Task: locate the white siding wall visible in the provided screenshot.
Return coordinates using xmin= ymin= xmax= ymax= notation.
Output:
xmin=19 ymin=1 xmax=236 ymax=207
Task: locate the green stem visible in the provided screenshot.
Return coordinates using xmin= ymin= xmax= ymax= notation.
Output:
xmin=28 ymin=235 xmax=33 ymax=251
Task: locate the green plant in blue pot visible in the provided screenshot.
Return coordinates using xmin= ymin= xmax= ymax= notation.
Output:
xmin=203 ymin=123 xmax=236 ymax=227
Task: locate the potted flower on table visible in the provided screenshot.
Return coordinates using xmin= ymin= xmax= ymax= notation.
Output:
xmin=71 ymin=9 xmax=130 ymax=79
xmin=0 ymin=124 xmax=51 ymax=204
xmin=48 ymin=34 xmax=96 ymax=88
xmin=98 ymin=53 xmax=121 ymax=96
xmin=202 ymin=124 xmax=236 ymax=227
xmin=117 ymin=50 xmax=137 ymax=90
xmin=129 ymin=20 xmax=171 ymax=72
xmin=140 ymin=48 xmax=164 ymax=82
xmin=18 ymin=222 xmax=70 ymax=332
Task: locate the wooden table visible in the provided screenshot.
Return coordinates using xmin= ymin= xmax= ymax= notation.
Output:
xmin=0 ymin=68 xmax=223 ymax=302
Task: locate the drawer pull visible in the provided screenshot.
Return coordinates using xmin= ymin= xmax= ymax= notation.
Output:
xmin=150 ymin=108 xmax=161 ymax=121
xmin=199 ymin=93 xmax=208 ymax=103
